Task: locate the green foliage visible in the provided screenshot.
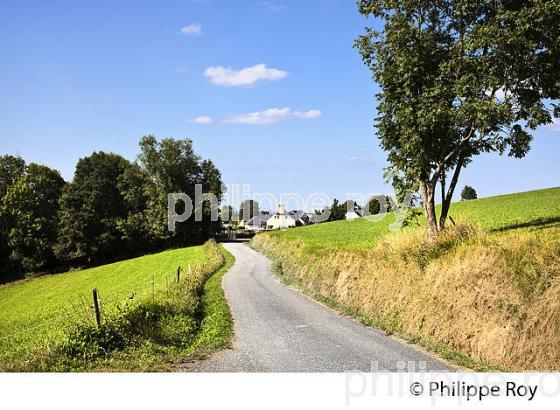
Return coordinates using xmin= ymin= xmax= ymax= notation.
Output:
xmin=364 ymin=195 xmax=394 ymax=215
xmin=355 ymin=0 xmax=560 ymax=236
xmin=136 ymin=136 xmax=223 ymax=248
xmin=55 ymin=152 xmax=130 ymax=266
xmin=328 ymin=198 xmax=346 ymax=221
xmin=461 ymin=185 xmax=478 ymax=201
xmin=0 ymin=161 xmax=65 ymax=276
xmin=187 ymin=249 xmax=235 ymax=353
xmin=221 ymin=205 xmax=235 ymax=223
xmin=0 ymin=241 xmax=235 ymax=371
xmin=0 ymin=155 xmax=26 ymax=199
xmin=0 ymin=155 xmax=27 ymax=278
xmin=60 ymin=287 xmax=200 ymax=365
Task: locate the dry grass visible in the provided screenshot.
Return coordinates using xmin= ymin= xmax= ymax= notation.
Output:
xmin=253 ymin=223 xmax=560 ymax=370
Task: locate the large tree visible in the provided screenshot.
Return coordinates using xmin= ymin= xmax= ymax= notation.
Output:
xmin=55 ymin=152 xmax=132 ymax=265
xmin=2 ymin=164 xmax=65 ymax=273
xmin=137 ymin=136 xmax=223 ymax=247
xmin=356 ymin=0 xmax=560 ymax=238
xmin=0 ymin=155 xmax=26 ymax=277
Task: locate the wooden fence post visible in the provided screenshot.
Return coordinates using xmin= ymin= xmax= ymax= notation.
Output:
xmin=177 ymin=266 xmax=181 ymax=283
xmin=92 ymin=288 xmax=101 ymax=327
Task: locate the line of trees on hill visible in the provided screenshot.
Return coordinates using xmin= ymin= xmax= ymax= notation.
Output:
xmin=0 ymin=136 xmax=222 ymax=282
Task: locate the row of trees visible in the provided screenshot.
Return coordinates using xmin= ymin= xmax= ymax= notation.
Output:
xmin=0 ymin=136 xmax=223 ymax=282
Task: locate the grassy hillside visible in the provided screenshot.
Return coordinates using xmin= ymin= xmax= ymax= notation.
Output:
xmin=264 ymin=187 xmax=560 ymax=254
xmin=0 ymin=242 xmax=232 ymax=371
xmin=252 ymin=187 xmax=560 ymax=370
xmin=448 ymin=187 xmax=560 ymax=231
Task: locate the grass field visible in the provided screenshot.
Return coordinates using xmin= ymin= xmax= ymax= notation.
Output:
xmin=252 ymin=187 xmax=560 ymax=370
xmin=265 ymin=187 xmax=560 ymax=254
xmin=0 ymin=244 xmax=218 ymax=370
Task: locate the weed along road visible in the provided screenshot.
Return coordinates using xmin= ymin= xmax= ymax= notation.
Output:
xmin=192 ymin=242 xmax=453 ymax=372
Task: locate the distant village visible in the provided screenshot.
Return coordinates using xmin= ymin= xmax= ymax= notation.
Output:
xmin=230 ymin=202 xmax=370 ymax=233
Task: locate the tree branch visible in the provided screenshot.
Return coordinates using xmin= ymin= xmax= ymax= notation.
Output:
xmin=430 ymin=126 xmax=475 ymax=183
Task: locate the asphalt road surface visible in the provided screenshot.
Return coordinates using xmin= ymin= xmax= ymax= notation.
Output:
xmin=193 ymin=242 xmax=454 ymax=372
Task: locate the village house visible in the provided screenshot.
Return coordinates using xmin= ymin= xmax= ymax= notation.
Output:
xmin=267 ymin=204 xmax=297 ymax=230
xmin=345 ymin=202 xmax=365 ymax=221
xmin=245 ymin=212 xmax=271 ymax=232
xmin=243 ymin=205 xmax=320 ymax=232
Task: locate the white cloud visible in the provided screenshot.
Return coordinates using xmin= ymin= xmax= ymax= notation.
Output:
xmin=223 ymin=108 xmax=321 ymax=125
xmin=179 ymin=23 xmax=202 ymax=36
xmin=223 ymin=108 xmax=291 ymax=125
xmin=261 ymin=1 xmax=286 ymax=12
xmin=189 ymin=116 xmax=214 ymax=124
xmin=293 ymin=110 xmax=322 ymax=119
xmin=204 ymin=64 xmax=288 ymax=87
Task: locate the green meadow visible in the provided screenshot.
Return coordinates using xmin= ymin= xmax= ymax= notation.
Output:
xmin=0 ymin=245 xmax=210 ymax=369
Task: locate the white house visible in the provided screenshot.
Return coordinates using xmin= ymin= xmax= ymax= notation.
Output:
xmin=267 ymin=204 xmax=297 ymax=230
xmin=245 ymin=213 xmax=272 ymax=232
xmin=345 ymin=203 xmax=365 ymax=221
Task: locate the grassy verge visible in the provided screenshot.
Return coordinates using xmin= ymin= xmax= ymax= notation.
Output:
xmin=267 ymin=257 xmax=499 ymax=371
xmin=1 ymin=241 xmax=235 ymax=371
xmin=176 ymin=247 xmax=235 ymax=363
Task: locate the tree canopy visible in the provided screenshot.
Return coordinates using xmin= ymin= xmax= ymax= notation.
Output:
xmin=55 ymin=152 xmax=132 ymax=265
xmin=3 ymin=164 xmax=65 ymax=273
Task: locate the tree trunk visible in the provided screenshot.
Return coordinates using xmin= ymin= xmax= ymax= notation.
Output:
xmin=439 ymin=154 xmax=465 ymax=230
xmin=420 ymin=179 xmax=438 ymax=240
xmin=440 ymin=170 xmax=446 ymax=210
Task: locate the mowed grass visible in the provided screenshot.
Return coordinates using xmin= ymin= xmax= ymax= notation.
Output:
xmin=266 ymin=187 xmax=560 ymax=253
xmin=0 ymin=246 xmax=209 ymax=369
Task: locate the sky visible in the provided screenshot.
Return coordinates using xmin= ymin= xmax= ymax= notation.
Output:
xmin=1 ymin=0 xmax=559 ymax=210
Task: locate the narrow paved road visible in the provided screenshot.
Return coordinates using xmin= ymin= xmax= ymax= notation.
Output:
xmin=193 ymin=242 xmax=454 ymax=372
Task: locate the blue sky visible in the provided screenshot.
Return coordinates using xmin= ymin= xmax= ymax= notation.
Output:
xmin=1 ymin=0 xmax=559 ymax=209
